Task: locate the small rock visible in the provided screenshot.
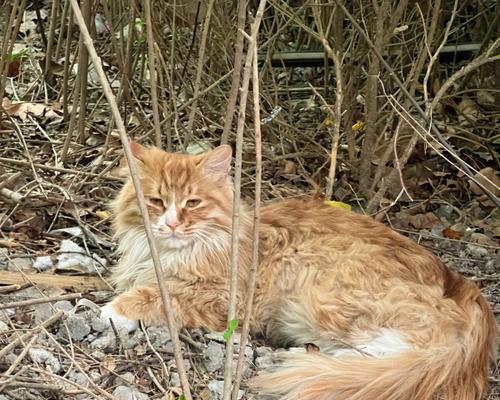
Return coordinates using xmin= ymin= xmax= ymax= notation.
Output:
xmin=112 ymin=385 xmax=148 ymax=400
xmin=114 ymin=372 xmax=135 ymax=386
xmin=466 ymin=244 xmax=489 ymax=258
xmin=254 ymin=346 xmax=273 ymax=357
xmin=57 ymin=239 xmax=106 ymax=273
xmin=434 ymin=205 xmax=455 ymax=221
xmin=204 ymin=341 xmax=225 ymax=372
xmin=470 ymin=232 xmax=495 ymax=247
xmin=90 ymin=350 xmax=105 ymax=360
xmin=33 ymin=255 xmax=54 ymax=271
xmin=255 ymin=354 xmax=274 ymax=369
xmin=145 ymin=326 xmax=171 ymax=347
xmin=91 ymin=317 xmax=107 ymax=332
xmin=8 ymin=257 xmax=33 ymax=271
xmin=90 ymin=332 xmax=115 ymax=350
xmin=255 ymin=346 xmax=274 ymax=369
xmin=0 ymin=320 xmax=9 ymax=332
xmin=29 ymin=348 xmax=61 ymax=373
xmin=69 ymin=371 xmax=89 ymax=386
xmin=4 ymin=353 xmax=17 ymax=365
xmin=32 ymin=304 xmax=56 ymax=324
xmin=64 ymin=314 xmax=91 ymax=341
xmin=170 ymin=372 xmax=180 ymax=387
xmin=89 ymin=370 xmax=102 ymax=383
xmin=208 ymin=380 xmax=244 ymax=400
xmin=485 ymin=260 xmax=496 ymax=274
xmin=0 ymin=395 xmax=9 ymax=400
xmin=54 ymin=300 xmax=74 ymax=312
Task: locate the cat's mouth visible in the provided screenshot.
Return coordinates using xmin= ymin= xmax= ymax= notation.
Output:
xmin=153 ymin=229 xmax=191 ymax=248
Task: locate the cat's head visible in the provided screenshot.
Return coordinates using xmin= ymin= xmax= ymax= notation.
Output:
xmin=114 ymin=142 xmax=234 ymax=249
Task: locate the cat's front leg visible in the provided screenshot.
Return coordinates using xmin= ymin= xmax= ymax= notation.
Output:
xmin=100 ymin=286 xmax=177 ymax=333
xmin=100 ymin=282 xmax=232 ymax=333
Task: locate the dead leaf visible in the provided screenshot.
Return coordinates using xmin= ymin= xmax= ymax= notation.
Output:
xmin=6 ymin=61 xmax=21 ymax=78
xmin=458 ymin=97 xmax=481 ymax=125
xmin=442 ymin=227 xmax=463 ymax=240
xmin=469 ymin=167 xmax=499 ymax=197
xmin=0 ymin=239 xmax=20 ymax=248
xmin=1 ymin=97 xmax=61 ymax=122
xmin=95 ymin=210 xmax=112 ymax=219
xmin=283 ymin=160 xmax=296 ymax=175
xmin=99 ymin=355 xmax=116 ymax=374
xmin=406 ymin=212 xmax=439 ymax=229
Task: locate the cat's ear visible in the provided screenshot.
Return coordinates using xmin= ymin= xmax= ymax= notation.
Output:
xmin=111 ymin=141 xmax=147 ymax=177
xmin=130 ymin=141 xmax=148 ymax=162
xmin=201 ymin=145 xmax=232 ymax=182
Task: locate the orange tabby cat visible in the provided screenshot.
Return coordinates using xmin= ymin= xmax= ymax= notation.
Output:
xmin=101 ymin=142 xmax=496 ymax=400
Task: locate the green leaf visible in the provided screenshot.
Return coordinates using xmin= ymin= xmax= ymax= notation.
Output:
xmin=179 ymin=395 xmax=186 ymax=400
xmin=229 ymin=319 xmax=239 ymax=330
xmin=223 ymin=318 xmax=239 ymax=342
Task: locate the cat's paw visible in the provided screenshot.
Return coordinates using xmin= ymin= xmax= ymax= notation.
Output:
xmin=100 ymin=302 xmax=138 ymax=333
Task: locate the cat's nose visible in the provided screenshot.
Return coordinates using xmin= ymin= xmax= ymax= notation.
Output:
xmin=167 ymin=221 xmax=180 ymax=231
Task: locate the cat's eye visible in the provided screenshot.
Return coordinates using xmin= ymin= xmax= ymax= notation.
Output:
xmin=148 ymin=197 xmax=164 ymax=208
xmin=185 ymin=199 xmax=202 ymax=208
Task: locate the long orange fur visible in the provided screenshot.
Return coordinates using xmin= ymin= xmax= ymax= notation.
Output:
xmin=105 ymin=142 xmax=496 ymax=400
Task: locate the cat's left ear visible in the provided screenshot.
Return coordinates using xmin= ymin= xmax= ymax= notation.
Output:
xmin=201 ymin=145 xmax=232 ymax=182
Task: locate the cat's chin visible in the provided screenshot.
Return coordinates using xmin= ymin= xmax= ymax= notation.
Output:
xmin=157 ymin=234 xmax=191 ymax=249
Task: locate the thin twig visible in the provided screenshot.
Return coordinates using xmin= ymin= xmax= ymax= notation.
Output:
xmin=0 ymin=293 xmax=82 ymax=310
xmin=68 ymin=1 xmax=192 ymax=398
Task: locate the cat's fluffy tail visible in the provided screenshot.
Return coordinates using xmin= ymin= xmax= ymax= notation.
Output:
xmin=251 ymin=281 xmax=496 ymax=400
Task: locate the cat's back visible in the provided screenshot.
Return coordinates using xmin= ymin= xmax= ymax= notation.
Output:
xmin=260 ymin=198 xmax=392 ymax=239
xmin=259 ymin=198 xmax=445 ymax=285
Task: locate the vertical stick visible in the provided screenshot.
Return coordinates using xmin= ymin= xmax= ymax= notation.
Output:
xmin=76 ymin=0 xmax=91 ymax=144
xmin=220 ymin=0 xmax=247 ymax=145
xmin=68 ymin=1 xmax=192 ymax=398
xmin=144 ymin=0 xmax=162 ymax=148
xmin=183 ymin=0 xmax=216 ymax=148
xmin=0 ymin=0 xmax=27 ymax=111
xmin=60 ymin=8 xmax=74 ymax=122
xmin=222 ymin=3 xmax=267 ymax=399
xmin=44 ymin=0 xmax=60 ymax=80
xmin=230 ymin=35 xmax=262 ymax=400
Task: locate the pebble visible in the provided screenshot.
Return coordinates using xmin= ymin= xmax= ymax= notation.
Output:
xmin=470 ymin=232 xmax=495 ymax=247
xmin=90 ymin=332 xmax=115 ymax=350
xmin=203 ymin=341 xmax=225 ymax=372
xmin=28 ymin=348 xmax=61 ymax=373
xmin=145 ymin=326 xmax=171 ymax=347
xmin=0 ymin=320 xmax=8 ymax=332
xmin=208 ymin=380 xmax=244 ymax=400
xmin=33 ymin=255 xmax=54 ymax=271
xmin=254 ymin=346 xmax=274 ymax=369
xmin=64 ymin=314 xmax=91 ymax=341
xmin=466 ymin=243 xmax=490 ymax=258
xmin=112 ymin=385 xmax=148 ymax=400
xmin=7 ymin=257 xmax=33 ymax=271
xmin=170 ymin=372 xmax=180 ymax=387
xmin=114 ymin=372 xmax=135 ymax=386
